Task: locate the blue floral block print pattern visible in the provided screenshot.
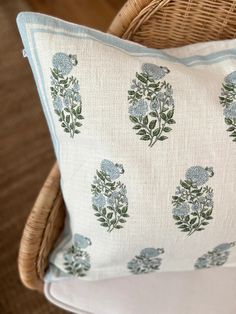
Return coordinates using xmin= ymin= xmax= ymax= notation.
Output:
xmin=194 ymin=242 xmax=236 ymax=269
xmin=63 ymin=234 xmax=91 ymax=277
xmin=128 ymin=63 xmax=176 ymax=147
xmin=219 ymin=71 xmax=236 ymax=142
xmin=172 ymin=166 xmax=214 ymax=236
xmin=128 ymin=247 xmax=164 ymax=274
xmin=50 ymin=52 xmax=84 ymax=137
xmin=91 ymin=159 xmax=129 ymax=232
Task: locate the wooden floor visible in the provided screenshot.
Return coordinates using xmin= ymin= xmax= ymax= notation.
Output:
xmin=26 ymin=0 xmax=125 ymax=31
xmin=0 ymin=0 xmax=125 ymax=313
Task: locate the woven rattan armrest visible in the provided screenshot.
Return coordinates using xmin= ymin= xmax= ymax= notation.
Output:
xmin=18 ymin=163 xmax=65 ymax=291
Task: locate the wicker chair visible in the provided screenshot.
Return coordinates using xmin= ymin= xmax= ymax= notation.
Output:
xmin=18 ymin=0 xmax=236 ymax=293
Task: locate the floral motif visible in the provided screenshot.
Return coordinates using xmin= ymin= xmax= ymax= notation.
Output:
xmin=224 ymin=102 xmax=236 ymax=119
xmin=92 ymin=193 xmax=106 ymax=208
xmin=91 ymin=159 xmax=129 ymax=232
xmin=100 ymin=159 xmax=124 ymax=180
xmin=172 ymin=166 xmax=214 ymax=236
xmin=219 ymin=71 xmax=236 ymax=142
xmin=172 ymin=202 xmax=190 ymax=217
xmin=224 ymin=71 xmax=236 ymax=84
xmin=185 ymin=166 xmax=210 ymax=186
xmin=127 ymin=247 xmax=164 ymax=274
xmin=142 ymin=63 xmax=170 ymax=80
xmin=52 ymin=52 xmax=77 ymax=75
xmin=63 ymin=233 xmax=91 ymax=276
xmin=128 ymin=99 xmax=148 ymax=117
xmin=194 ymin=241 xmax=235 ymax=269
xmin=128 ymin=63 xmax=175 ymax=147
xmin=50 ymin=52 xmax=84 ymax=137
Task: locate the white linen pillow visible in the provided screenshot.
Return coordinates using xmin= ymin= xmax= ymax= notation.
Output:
xmin=17 ymin=12 xmax=236 ymax=282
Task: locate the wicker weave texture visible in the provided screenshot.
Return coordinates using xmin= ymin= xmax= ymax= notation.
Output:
xmin=18 ymin=0 xmax=236 ymax=292
xmin=109 ymin=0 xmax=236 ymax=48
xmin=18 ymin=164 xmax=65 ymax=291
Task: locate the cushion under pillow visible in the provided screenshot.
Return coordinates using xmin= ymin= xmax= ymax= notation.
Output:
xmin=17 ymin=12 xmax=236 ymax=281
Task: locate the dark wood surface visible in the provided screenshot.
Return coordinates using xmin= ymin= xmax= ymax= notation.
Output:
xmin=0 ymin=0 xmax=125 ymax=313
xmin=26 ymin=0 xmax=124 ymax=31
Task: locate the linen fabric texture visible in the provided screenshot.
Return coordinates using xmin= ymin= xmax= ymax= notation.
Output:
xmin=17 ymin=12 xmax=236 ymax=282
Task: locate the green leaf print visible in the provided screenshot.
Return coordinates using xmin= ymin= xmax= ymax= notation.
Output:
xmin=128 ymin=63 xmax=176 ymax=147
xmin=50 ymin=52 xmax=84 ymax=138
xmin=91 ymin=159 xmax=129 ymax=232
xmin=219 ymin=71 xmax=236 ymax=142
xmin=172 ymin=166 xmax=214 ymax=236
xmin=127 ymin=247 xmax=164 ymax=274
xmin=194 ymin=242 xmax=235 ymax=269
xmin=63 ymin=234 xmax=91 ymax=277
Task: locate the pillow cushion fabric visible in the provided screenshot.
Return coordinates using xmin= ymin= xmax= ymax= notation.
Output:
xmin=44 ymin=268 xmax=236 ymax=314
xmin=17 ymin=12 xmax=236 ymax=282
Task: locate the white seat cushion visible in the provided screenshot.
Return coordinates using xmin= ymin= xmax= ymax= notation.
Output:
xmin=45 ymin=267 xmax=236 ymax=314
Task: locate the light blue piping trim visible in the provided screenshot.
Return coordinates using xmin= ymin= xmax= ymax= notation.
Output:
xmin=17 ymin=11 xmax=236 ymax=66
xmin=31 ymin=28 xmax=236 ymax=67
xmin=30 ymin=30 xmax=61 ymax=166
xmin=16 ymin=13 xmax=60 ymax=165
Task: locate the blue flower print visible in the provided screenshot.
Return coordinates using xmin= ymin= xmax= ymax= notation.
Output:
xmin=92 ymin=193 xmax=106 ymax=208
xmin=214 ymin=242 xmax=234 ymax=252
xmin=172 ymin=202 xmax=190 ymax=217
xmin=165 ymin=86 xmax=173 ymax=97
xmin=128 ymin=99 xmax=149 ymax=117
xmin=63 ymin=233 xmax=91 ymax=277
xmin=141 ymin=63 xmax=170 ymax=80
xmin=194 ymin=242 xmax=235 ymax=269
xmin=172 ymin=166 xmax=214 ymax=236
xmin=128 ymin=247 xmax=164 ymax=274
xmin=107 ymin=191 xmax=119 ymax=206
xmin=223 ymin=102 xmax=236 ymax=119
xmin=74 ymin=234 xmax=91 ymax=249
xmin=100 ymin=159 xmax=124 ymax=181
xmin=149 ymin=99 xmax=160 ymax=111
xmin=91 ymin=160 xmax=129 ymax=232
xmin=73 ymin=82 xmax=80 ymax=92
xmin=156 ymin=92 xmax=165 ymax=100
xmin=191 ymin=202 xmax=201 ymax=212
xmin=185 ymin=166 xmax=213 ymax=186
xmin=128 ymin=63 xmax=175 ymax=147
xmin=50 ymin=52 xmax=84 ymax=137
xmin=219 ymin=71 xmax=236 ymax=142
xmin=166 ymin=97 xmax=174 ymax=107
xmin=224 ymin=71 xmax=236 ymax=84
xmin=63 ymin=89 xmax=74 ymax=106
xmin=52 ymin=52 xmax=77 ymax=75
xmin=53 ymin=95 xmax=63 ymax=111
xmin=140 ymin=248 xmax=164 ymax=258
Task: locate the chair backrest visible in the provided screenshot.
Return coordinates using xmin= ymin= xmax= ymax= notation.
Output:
xmin=108 ymin=0 xmax=236 ymax=48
